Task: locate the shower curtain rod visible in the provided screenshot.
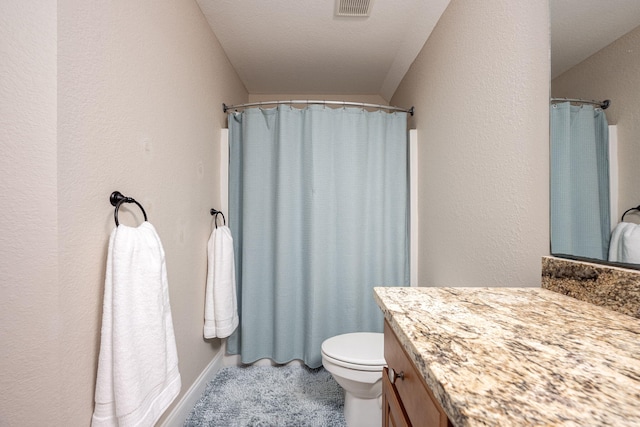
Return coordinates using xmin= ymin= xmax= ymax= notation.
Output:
xmin=222 ymin=100 xmax=414 ymax=116
xmin=551 ymin=97 xmax=611 ymax=110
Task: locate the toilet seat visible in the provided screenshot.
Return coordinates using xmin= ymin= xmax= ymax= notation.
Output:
xmin=321 ymin=332 xmax=386 ymax=371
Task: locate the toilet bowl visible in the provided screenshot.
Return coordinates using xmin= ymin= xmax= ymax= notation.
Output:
xmin=321 ymin=332 xmax=386 ymax=427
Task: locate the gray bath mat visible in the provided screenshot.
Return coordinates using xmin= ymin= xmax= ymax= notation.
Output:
xmin=184 ymin=364 xmax=347 ymax=427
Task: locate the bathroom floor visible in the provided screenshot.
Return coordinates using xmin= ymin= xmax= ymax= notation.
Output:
xmin=184 ymin=364 xmax=347 ymax=426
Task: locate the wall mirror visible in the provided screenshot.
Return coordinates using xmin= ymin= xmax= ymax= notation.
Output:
xmin=549 ymin=0 xmax=640 ymax=269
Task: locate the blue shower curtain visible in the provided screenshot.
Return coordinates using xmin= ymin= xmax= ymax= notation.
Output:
xmin=550 ymin=102 xmax=610 ymax=259
xmin=227 ymin=105 xmax=409 ymax=368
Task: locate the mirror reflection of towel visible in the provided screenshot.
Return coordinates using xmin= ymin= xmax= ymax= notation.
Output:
xmin=609 ymin=222 xmax=640 ymax=264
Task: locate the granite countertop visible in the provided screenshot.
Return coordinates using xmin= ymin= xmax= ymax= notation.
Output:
xmin=374 ymin=287 xmax=640 ymax=427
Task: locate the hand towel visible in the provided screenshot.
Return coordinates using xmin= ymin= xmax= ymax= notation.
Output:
xmin=204 ymin=225 xmax=239 ymax=339
xmin=609 ymin=222 xmax=640 ymax=264
xmin=92 ymin=222 xmax=181 ymax=427
xmin=608 ymin=222 xmax=630 ymax=262
xmin=620 ymin=222 xmax=640 ymax=264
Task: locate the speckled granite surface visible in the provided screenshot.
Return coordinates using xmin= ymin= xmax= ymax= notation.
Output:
xmin=374 ymin=286 xmax=640 ymax=427
xmin=542 ymin=256 xmax=640 ymax=319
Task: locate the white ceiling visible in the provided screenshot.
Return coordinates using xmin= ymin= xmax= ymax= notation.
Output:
xmin=196 ymin=0 xmax=450 ymax=101
xmin=196 ymin=0 xmax=640 ymax=100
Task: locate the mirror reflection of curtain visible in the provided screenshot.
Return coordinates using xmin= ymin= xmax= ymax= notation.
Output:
xmin=227 ymin=105 xmax=409 ymax=367
xmin=550 ymin=102 xmax=610 ymax=259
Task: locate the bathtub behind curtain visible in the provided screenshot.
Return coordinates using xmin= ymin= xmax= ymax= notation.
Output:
xmin=550 ymin=102 xmax=610 ymax=259
xmin=227 ymin=105 xmax=409 ymax=368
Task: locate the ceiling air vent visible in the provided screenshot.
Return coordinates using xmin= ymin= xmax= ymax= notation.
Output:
xmin=335 ymin=0 xmax=373 ymax=17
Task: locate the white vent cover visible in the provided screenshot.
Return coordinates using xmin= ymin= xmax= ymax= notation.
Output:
xmin=335 ymin=0 xmax=373 ymax=17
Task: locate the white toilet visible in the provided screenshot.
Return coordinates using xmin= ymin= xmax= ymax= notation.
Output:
xmin=321 ymin=332 xmax=386 ymax=427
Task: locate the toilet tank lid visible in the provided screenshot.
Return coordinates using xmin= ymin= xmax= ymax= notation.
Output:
xmin=321 ymin=332 xmax=385 ymax=366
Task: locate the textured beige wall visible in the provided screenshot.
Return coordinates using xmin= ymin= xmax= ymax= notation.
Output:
xmin=57 ymin=0 xmax=247 ymax=422
xmin=552 ymin=25 xmax=640 ymax=220
xmin=0 ymin=0 xmax=248 ymax=424
xmin=248 ymin=93 xmax=389 ymax=106
xmin=391 ymin=0 xmax=550 ymax=287
xmin=0 ymin=1 xmax=61 ymax=424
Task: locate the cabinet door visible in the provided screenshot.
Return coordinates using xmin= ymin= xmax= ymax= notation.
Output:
xmin=382 ymin=367 xmax=411 ymax=427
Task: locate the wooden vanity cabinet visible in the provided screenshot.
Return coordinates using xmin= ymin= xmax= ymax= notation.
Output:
xmin=383 ymin=320 xmax=451 ymax=427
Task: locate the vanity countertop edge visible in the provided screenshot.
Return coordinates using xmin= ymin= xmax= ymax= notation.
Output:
xmin=373 ymin=286 xmax=640 ymax=427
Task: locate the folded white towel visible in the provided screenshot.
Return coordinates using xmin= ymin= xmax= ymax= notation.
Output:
xmin=204 ymin=225 xmax=239 ymax=339
xmin=609 ymin=222 xmax=640 ymax=264
xmin=92 ymin=222 xmax=181 ymax=427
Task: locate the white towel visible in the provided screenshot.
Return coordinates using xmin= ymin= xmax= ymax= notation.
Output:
xmin=609 ymin=222 xmax=640 ymax=264
xmin=92 ymin=222 xmax=181 ymax=427
xmin=204 ymin=225 xmax=239 ymax=339
xmin=609 ymin=222 xmax=629 ymax=262
xmin=620 ymin=223 xmax=640 ymax=264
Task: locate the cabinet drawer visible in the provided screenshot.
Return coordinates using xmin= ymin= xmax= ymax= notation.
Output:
xmin=383 ymin=367 xmax=411 ymax=427
xmin=384 ymin=320 xmax=449 ymax=427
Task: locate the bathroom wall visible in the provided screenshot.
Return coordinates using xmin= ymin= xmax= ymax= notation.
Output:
xmin=0 ymin=0 xmax=246 ymax=424
xmin=248 ymin=93 xmax=389 ymax=105
xmin=391 ymin=0 xmax=550 ymax=287
xmin=552 ymin=25 xmax=640 ymax=220
xmin=57 ymin=0 xmax=247 ymax=422
xmin=0 ymin=0 xmax=61 ymax=424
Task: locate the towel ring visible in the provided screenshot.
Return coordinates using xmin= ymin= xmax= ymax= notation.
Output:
xmin=210 ymin=208 xmax=226 ymax=229
xmin=110 ymin=191 xmax=147 ymax=226
xmin=621 ymin=205 xmax=640 ymax=222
